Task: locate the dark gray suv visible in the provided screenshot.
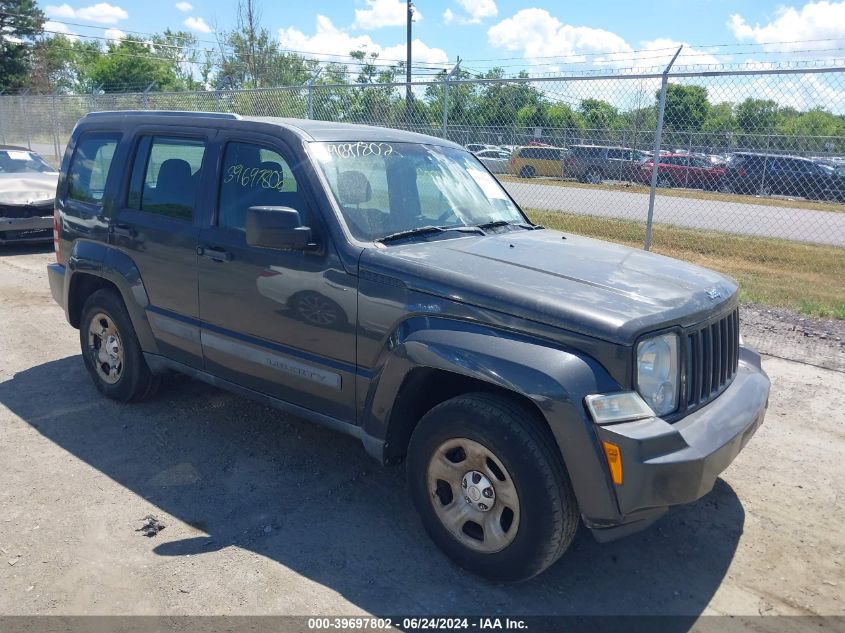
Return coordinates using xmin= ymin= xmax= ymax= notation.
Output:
xmin=564 ymin=145 xmax=648 ymax=184
xmin=48 ymin=111 xmax=769 ymax=581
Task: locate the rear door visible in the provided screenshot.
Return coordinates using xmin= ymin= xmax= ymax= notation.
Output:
xmin=196 ymin=133 xmax=357 ymax=421
xmin=110 ymin=128 xmax=213 ymax=368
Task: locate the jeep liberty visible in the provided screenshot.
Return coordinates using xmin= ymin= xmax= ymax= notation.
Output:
xmin=48 ymin=112 xmax=770 ymax=581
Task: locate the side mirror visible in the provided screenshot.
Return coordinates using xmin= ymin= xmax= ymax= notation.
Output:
xmin=246 ymin=206 xmax=313 ymax=251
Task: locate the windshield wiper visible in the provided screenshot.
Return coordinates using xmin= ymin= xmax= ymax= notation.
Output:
xmin=474 ymin=220 xmax=541 ymax=232
xmin=376 ymin=224 xmax=484 ymax=244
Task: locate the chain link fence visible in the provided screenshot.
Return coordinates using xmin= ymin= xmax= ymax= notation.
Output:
xmin=1 ymin=65 xmax=844 ymax=339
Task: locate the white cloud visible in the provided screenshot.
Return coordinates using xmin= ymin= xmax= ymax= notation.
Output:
xmin=353 ymin=0 xmax=420 ymax=30
xmin=443 ymin=8 xmax=454 ymax=24
xmin=280 ymin=15 xmax=448 ymax=69
xmin=488 ymin=8 xmax=631 ymax=61
xmin=174 ymin=1 xmax=193 ymax=11
xmin=183 ymin=16 xmax=212 ymax=33
xmin=44 ymin=19 xmax=78 ymax=40
xmin=44 ymin=4 xmax=76 ymax=18
xmin=76 ymin=3 xmax=128 ymax=23
xmin=456 ymin=0 xmax=497 ymax=22
xmin=104 ymin=27 xmax=125 ymax=42
xmin=729 ymin=1 xmax=845 ymax=51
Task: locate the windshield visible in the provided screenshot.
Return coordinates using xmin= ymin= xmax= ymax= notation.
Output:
xmin=0 ymin=149 xmax=57 ymax=174
xmin=310 ymin=142 xmax=526 ymax=242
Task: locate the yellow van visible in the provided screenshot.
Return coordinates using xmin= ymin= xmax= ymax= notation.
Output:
xmin=508 ymin=145 xmax=565 ymax=178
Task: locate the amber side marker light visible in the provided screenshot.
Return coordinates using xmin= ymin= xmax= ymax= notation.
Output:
xmin=602 ymin=441 xmax=623 ymax=485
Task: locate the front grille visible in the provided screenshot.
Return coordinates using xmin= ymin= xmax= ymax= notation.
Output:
xmin=684 ymin=308 xmax=740 ymax=410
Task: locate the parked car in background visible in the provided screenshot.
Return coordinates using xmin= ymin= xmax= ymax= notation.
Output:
xmin=638 ymin=153 xmax=726 ymax=190
xmin=475 ymin=148 xmax=512 ymax=174
xmin=721 ymin=152 xmax=845 ymax=200
xmin=508 ymin=145 xmax=566 ymax=178
xmin=0 ymin=146 xmax=59 ymax=245
xmin=563 ymin=145 xmax=648 ymax=184
xmin=465 ymin=143 xmax=500 ymax=154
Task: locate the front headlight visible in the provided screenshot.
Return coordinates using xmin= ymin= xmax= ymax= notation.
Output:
xmin=636 ymin=333 xmax=680 ymax=416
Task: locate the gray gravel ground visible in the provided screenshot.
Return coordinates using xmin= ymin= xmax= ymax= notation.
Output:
xmin=0 ymin=246 xmax=843 ymax=625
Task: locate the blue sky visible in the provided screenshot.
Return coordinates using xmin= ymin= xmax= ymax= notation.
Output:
xmin=42 ymin=0 xmax=845 ymax=77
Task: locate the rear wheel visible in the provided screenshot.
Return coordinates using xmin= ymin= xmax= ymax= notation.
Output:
xmin=407 ymin=393 xmax=579 ymax=582
xmin=518 ymin=166 xmax=536 ymax=178
xmin=657 ymin=174 xmax=672 ymax=188
xmin=80 ymin=288 xmax=159 ymax=402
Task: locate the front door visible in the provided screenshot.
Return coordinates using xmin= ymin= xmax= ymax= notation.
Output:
xmin=197 ymin=136 xmax=358 ymax=422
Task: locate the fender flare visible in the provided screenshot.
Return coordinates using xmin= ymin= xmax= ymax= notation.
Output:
xmin=65 ymin=240 xmax=159 ymax=354
xmin=362 ymin=316 xmax=624 ymax=522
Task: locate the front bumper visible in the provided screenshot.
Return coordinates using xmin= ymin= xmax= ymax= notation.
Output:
xmin=0 ymin=215 xmax=53 ymax=244
xmin=588 ymin=346 xmax=769 ymax=541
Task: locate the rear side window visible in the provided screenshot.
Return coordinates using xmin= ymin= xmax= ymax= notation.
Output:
xmin=67 ymin=133 xmax=120 ymax=204
xmin=218 ymin=141 xmax=302 ymax=230
xmin=128 ymin=136 xmax=206 ymax=221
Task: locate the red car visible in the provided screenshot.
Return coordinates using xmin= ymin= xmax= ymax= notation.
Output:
xmin=639 ymin=153 xmax=726 ymax=190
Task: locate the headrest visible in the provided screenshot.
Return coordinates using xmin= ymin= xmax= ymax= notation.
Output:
xmin=337 ymin=170 xmax=372 ymax=205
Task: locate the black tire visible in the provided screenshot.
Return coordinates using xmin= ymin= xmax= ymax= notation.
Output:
xmin=657 ymin=174 xmax=672 ymax=189
xmin=407 ymin=392 xmax=579 ymax=582
xmin=79 ymin=288 xmax=159 ymax=402
xmin=518 ymin=166 xmax=536 ymax=178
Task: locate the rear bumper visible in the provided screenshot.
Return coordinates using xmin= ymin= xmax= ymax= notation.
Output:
xmin=47 ymin=262 xmax=66 ymax=308
xmin=0 ymin=215 xmax=52 ymax=244
xmin=587 ymin=346 xmax=769 ymax=541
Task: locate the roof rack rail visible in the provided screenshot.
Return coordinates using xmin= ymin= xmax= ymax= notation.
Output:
xmin=83 ymin=110 xmax=241 ymax=120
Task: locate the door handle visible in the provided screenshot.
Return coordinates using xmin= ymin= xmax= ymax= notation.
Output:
xmin=197 ymin=245 xmax=232 ymax=262
xmin=110 ymin=223 xmax=136 ymax=238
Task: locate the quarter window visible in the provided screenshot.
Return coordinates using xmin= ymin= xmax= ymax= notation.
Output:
xmin=218 ymin=142 xmax=302 ymax=230
xmin=67 ymin=133 xmax=120 ymax=204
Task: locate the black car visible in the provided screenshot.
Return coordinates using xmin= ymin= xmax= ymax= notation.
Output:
xmin=721 ymin=152 xmax=845 ymax=201
xmin=563 ymin=145 xmax=648 ymax=184
xmin=0 ymin=145 xmax=59 ymax=244
xmin=48 ymin=112 xmax=769 ymax=581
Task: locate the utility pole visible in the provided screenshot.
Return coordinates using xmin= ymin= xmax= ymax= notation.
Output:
xmin=406 ymin=0 xmax=414 ymax=125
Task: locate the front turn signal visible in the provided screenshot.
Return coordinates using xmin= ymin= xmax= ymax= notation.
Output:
xmin=602 ymin=441 xmax=623 ymax=485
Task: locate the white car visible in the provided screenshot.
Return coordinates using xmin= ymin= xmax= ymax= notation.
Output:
xmin=475 ymin=149 xmax=512 ymax=174
xmin=0 ymin=146 xmax=59 ymax=245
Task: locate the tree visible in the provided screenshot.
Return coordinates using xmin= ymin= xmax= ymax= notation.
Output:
xmin=85 ymin=38 xmax=185 ymax=92
xmin=662 ymin=84 xmax=709 ymax=132
xmin=0 ymin=0 xmax=44 ymax=91
xmin=735 ymin=98 xmax=780 ymax=135
xmin=578 ymin=98 xmax=618 ymax=140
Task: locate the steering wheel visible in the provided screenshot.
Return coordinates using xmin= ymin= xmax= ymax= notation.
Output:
xmin=433 ymin=208 xmax=460 ymax=225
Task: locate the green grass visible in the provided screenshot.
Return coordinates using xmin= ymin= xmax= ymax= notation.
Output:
xmin=526 ymin=209 xmax=845 ymax=320
xmin=499 ymin=174 xmax=845 ymax=214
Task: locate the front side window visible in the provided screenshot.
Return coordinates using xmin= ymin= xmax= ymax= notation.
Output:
xmin=128 ymin=136 xmax=205 ymax=221
xmin=217 ymin=142 xmax=302 ymax=230
xmin=67 ymin=133 xmax=120 ymax=204
xmin=310 ymin=142 xmax=526 ymax=242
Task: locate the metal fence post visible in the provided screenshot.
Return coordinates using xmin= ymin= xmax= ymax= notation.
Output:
xmin=142 ymin=82 xmax=155 ymax=110
xmin=442 ymin=57 xmax=461 ymax=139
xmin=0 ymin=91 xmax=6 ymax=146
xmin=644 ymin=46 xmax=682 ymax=252
xmin=19 ymin=89 xmax=32 ymax=149
xmin=51 ymin=90 xmax=62 ymax=164
xmin=307 ymin=80 xmax=314 ymax=120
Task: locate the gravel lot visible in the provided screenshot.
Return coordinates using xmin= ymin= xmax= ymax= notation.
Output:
xmin=0 ymin=246 xmax=843 ymax=624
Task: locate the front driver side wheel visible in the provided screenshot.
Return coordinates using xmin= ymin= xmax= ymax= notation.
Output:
xmin=407 ymin=393 xmax=579 ymax=582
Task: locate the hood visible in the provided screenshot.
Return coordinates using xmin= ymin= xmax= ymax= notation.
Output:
xmin=0 ymin=172 xmax=59 ymax=206
xmin=361 ymin=229 xmax=737 ymax=344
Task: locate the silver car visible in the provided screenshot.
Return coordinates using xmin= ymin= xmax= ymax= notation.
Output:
xmin=475 ymin=149 xmax=511 ymax=174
